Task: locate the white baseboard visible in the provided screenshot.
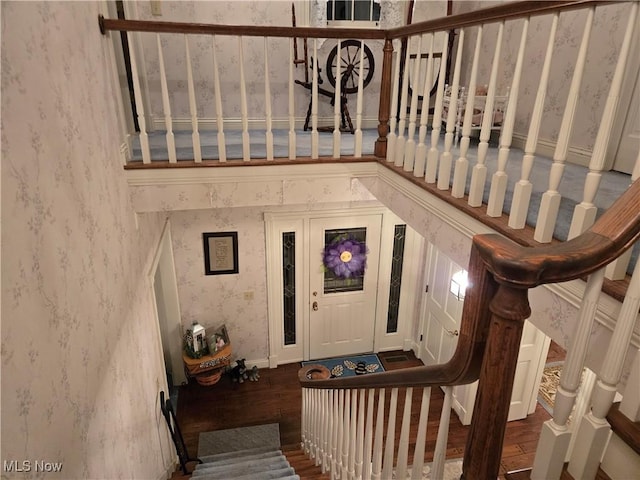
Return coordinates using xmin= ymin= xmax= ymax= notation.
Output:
xmin=151 ymin=116 xmax=381 ymax=132
xmin=156 ymin=461 xmax=177 ymax=480
xmin=511 ymin=133 xmax=592 ymax=168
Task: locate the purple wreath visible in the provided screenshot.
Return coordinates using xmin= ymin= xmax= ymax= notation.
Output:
xmin=322 ymin=237 xmax=368 ymax=279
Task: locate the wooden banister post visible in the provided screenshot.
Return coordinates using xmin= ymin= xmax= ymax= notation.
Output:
xmin=375 ymin=38 xmax=394 ymax=158
xmin=461 ymin=283 xmax=531 ymax=479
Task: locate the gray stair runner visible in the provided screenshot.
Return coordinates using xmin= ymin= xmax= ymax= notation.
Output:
xmin=193 ymin=446 xmax=300 ymax=480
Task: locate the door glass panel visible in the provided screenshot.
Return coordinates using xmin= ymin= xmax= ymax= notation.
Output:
xmin=282 ymin=232 xmax=296 ymax=345
xmin=323 ymin=227 xmax=367 ymax=294
xmin=386 ymin=224 xmax=406 ymax=333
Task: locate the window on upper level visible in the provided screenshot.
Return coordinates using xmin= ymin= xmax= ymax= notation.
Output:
xmin=326 ymin=0 xmax=381 ymax=27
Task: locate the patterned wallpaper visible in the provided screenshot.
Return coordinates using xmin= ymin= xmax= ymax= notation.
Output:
xmin=452 ymin=1 xmax=630 ymax=154
xmin=2 ymin=2 xmax=171 ymax=478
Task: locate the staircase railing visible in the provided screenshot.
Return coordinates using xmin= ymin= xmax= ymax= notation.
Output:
xmin=299 ymin=178 xmax=640 ymax=479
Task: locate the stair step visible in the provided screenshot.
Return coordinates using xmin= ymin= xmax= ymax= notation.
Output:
xmin=194 ymin=450 xmax=283 ymax=470
xmin=192 ymin=456 xmax=289 ymax=478
xmin=199 ymin=445 xmax=279 ymax=464
xmin=193 ymin=466 xmax=295 ymax=480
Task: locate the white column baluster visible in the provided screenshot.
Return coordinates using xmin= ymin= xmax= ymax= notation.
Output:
xmin=363 ymin=389 xmax=375 ymax=480
xmin=301 ymin=388 xmax=308 ymax=453
xmin=156 ymin=34 xmax=176 ymax=163
xmin=438 ymin=29 xmax=465 ymax=190
xmin=311 ymin=39 xmax=319 ymax=159
xmin=386 ymin=46 xmax=402 ymax=163
xmin=332 ymin=388 xmax=340 ymax=479
xmin=371 ymin=389 xmax=385 ymax=480
xmin=333 ymin=40 xmax=342 ymax=159
xmin=288 ymin=38 xmax=296 ymax=160
xmin=184 ymin=35 xmax=201 ymax=162
xmin=531 ymin=268 xmax=606 ymax=479
xmin=264 ymin=37 xmax=274 ymax=160
xmin=310 ymin=389 xmax=317 ymax=460
xmin=534 ymin=8 xmax=594 ymax=242
xmin=487 ymin=18 xmax=528 ymax=216
xmin=411 ymin=387 xmax=431 ymax=480
xmin=403 ymin=35 xmax=423 ymax=172
xmin=431 ymin=386 xmax=453 ymax=478
xmin=452 ymin=25 xmax=483 ymax=198
xmin=394 ymin=42 xmax=412 ymax=167
xmin=468 ymin=22 xmax=504 ymax=206
xmin=212 ymin=35 xmax=226 ymax=162
xmin=336 ymin=389 xmax=344 ymax=472
xmin=395 ymin=387 xmax=413 ymax=480
xmin=348 ymin=388 xmax=357 ymax=480
xmin=509 ymin=14 xmax=558 ymax=228
xmin=127 ymin=31 xmax=150 ymax=163
xmin=425 ymin=31 xmax=450 ymax=183
xmin=354 ymin=42 xmax=365 ymax=158
xmin=381 ymin=388 xmax=399 ymax=480
xmin=414 ymin=33 xmax=435 ymax=178
xmin=321 ymin=389 xmax=329 ymax=472
xmin=568 ymin=256 xmax=640 ymax=479
xmin=238 ymin=36 xmax=250 ymax=161
xmin=342 ymin=389 xmax=351 ymax=479
xmin=355 ymin=389 xmax=365 ymax=480
xmin=568 ymin=2 xmax=638 ymax=240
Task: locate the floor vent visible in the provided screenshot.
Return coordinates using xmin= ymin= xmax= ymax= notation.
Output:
xmin=384 ymin=354 xmax=410 ymax=363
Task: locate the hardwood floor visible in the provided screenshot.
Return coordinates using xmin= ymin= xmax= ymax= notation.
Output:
xmin=172 ymin=349 xmax=557 ymax=479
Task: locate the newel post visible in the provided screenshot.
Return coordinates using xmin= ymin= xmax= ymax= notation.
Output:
xmin=375 ymin=38 xmax=394 ymax=158
xmin=461 ymin=283 xmax=531 ymax=479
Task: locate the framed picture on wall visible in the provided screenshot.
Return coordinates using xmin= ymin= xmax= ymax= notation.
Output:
xmin=203 ymin=232 xmax=239 ymax=275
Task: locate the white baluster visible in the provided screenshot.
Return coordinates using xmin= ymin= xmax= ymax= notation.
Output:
xmin=534 ymin=8 xmax=594 ymax=242
xmin=331 ymin=389 xmax=339 ymax=479
xmin=336 ymin=389 xmax=344 ymax=472
xmin=363 ymin=389 xmax=375 ymax=480
xmin=531 ymin=268 xmax=606 ymax=479
xmin=394 ymin=42 xmax=412 ymax=167
xmin=487 ymin=19 xmax=528 ymax=216
xmin=184 ymin=35 xmax=201 ymax=162
xmin=310 ymin=389 xmax=317 ymax=460
xmin=126 ymin=31 xmax=150 ymax=163
xmin=395 ymin=387 xmax=413 ymax=480
xmin=288 ymin=38 xmax=297 ymax=160
xmin=410 ymin=387 xmax=431 ymax=480
xmin=568 ymin=256 xmax=640 ymax=479
xmin=349 ymin=389 xmax=357 ymax=480
xmin=324 ymin=389 xmax=333 ymax=474
xmin=606 ymin=150 xmax=639 ymax=279
xmin=212 ymin=35 xmax=226 ymax=162
xmin=355 ymin=389 xmax=365 ymax=480
xmin=320 ymin=389 xmax=329 ymax=472
xmin=438 ymin=29 xmax=465 ymax=190
xmin=619 ymin=347 xmax=640 ymax=421
xmin=238 ymin=36 xmax=250 ymax=161
xmin=452 ymin=25 xmax=483 ymax=198
xmin=381 ymin=388 xmax=398 ymax=480
xmin=264 ymin=37 xmax=274 ymax=160
xmin=386 ymin=45 xmax=402 ymax=163
xmin=425 ymin=31 xmax=450 ymax=183
xmin=354 ymin=42 xmax=365 ymax=158
xmin=333 ymin=40 xmax=342 ymax=159
xmin=431 ymin=386 xmax=453 ymax=478
xmin=414 ymin=33 xmax=435 ymax=178
xmin=371 ymin=389 xmax=385 ymax=480
xmin=342 ymin=389 xmax=351 ymax=479
xmin=312 ymin=39 xmax=319 ymax=159
xmin=156 ymin=34 xmax=176 ymax=163
xmin=403 ymin=35 xmax=423 ymax=172
xmin=301 ymin=388 xmax=308 ymax=452
xmin=468 ymin=22 xmax=504 ymax=206
xmin=568 ymin=2 xmax=638 ymax=240
xmin=509 ymin=14 xmax=558 ymax=228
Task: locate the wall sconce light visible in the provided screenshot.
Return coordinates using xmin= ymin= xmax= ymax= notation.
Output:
xmin=450 ymin=269 xmax=469 ymax=301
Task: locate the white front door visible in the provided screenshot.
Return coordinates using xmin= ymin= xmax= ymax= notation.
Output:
xmin=418 ymin=243 xmax=550 ymax=425
xmin=308 ymin=215 xmax=382 ymax=359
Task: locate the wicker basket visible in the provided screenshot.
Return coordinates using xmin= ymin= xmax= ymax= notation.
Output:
xmin=196 ymin=369 xmax=223 ymax=386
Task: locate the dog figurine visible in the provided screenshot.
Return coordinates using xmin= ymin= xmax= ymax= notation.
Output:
xmin=230 ymin=358 xmax=248 ymax=383
xmin=248 ymin=365 xmax=260 ymax=382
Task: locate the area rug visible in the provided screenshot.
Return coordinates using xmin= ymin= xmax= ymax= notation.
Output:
xmin=302 ymin=353 xmax=384 ymax=378
xmin=197 ymin=423 xmax=280 ymax=457
xmin=538 ymin=362 xmax=563 ymax=415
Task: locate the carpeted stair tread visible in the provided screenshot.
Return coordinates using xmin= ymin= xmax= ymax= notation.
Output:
xmin=194 ymin=449 xmax=283 ymax=470
xmin=198 ymin=446 xmax=282 ymax=464
xmin=193 ymin=466 xmax=295 ymax=480
xmin=191 ymin=456 xmax=290 ymax=478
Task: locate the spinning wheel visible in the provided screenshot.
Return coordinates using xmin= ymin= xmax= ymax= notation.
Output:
xmin=325 ymin=40 xmax=375 ymax=94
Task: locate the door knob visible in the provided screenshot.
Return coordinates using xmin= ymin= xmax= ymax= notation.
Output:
xmin=312 ymin=301 xmax=318 ymax=311
xmin=446 ymin=329 xmax=459 ymax=337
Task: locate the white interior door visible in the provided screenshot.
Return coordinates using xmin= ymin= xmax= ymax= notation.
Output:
xmin=308 ymin=215 xmax=382 ymax=359
xmin=418 ymin=243 xmax=550 ymax=425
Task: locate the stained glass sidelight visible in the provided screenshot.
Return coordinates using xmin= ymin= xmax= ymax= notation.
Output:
xmin=386 ymin=224 xmax=406 ymax=333
xmin=282 ymin=232 xmax=296 ymax=345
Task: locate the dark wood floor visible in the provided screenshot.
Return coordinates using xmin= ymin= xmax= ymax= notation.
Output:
xmin=173 ymin=347 xmax=565 ymax=479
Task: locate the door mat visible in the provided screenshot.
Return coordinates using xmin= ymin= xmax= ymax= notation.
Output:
xmin=302 ymin=353 xmax=384 ymax=378
xmin=197 ymin=423 xmax=280 ymax=457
